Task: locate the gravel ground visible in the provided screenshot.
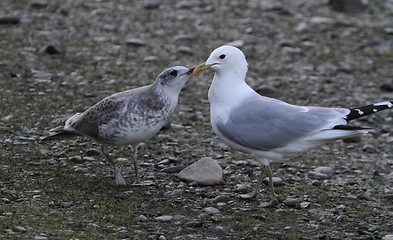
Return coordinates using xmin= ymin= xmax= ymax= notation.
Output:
xmin=1 ymin=0 xmax=393 ymax=239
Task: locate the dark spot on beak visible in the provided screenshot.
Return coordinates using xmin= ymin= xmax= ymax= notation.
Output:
xmin=187 ymin=67 xmax=194 ymax=75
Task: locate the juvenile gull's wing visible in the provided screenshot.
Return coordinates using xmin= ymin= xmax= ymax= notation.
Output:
xmin=216 ymin=96 xmax=350 ymax=151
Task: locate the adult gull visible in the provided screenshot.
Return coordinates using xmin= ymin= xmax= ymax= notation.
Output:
xmin=193 ymin=45 xmax=393 ymax=207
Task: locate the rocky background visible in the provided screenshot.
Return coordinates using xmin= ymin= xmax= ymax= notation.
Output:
xmin=1 ymin=0 xmax=393 ymax=239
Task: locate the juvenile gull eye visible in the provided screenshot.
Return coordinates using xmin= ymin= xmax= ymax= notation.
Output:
xmin=169 ymin=70 xmax=177 ymax=77
xmin=219 ymin=54 xmax=226 ymax=59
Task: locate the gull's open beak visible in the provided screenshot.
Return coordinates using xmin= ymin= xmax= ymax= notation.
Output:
xmin=192 ymin=62 xmax=215 ymax=75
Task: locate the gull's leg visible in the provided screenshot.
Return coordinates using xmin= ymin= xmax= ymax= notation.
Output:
xmin=131 ymin=144 xmax=140 ymax=184
xmin=260 ymin=164 xmax=279 ymax=207
xmin=240 ymin=165 xmax=265 ymax=199
xmin=101 ymin=145 xmax=126 ymax=186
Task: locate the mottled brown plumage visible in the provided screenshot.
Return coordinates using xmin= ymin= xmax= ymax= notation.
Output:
xmin=42 ymin=66 xmax=193 ymax=185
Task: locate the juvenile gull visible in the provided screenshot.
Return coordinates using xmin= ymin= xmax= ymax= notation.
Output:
xmin=193 ymin=45 xmax=393 ymax=207
xmin=42 ymin=66 xmax=194 ymax=185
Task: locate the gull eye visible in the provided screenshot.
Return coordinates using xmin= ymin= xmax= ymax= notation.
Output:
xmin=169 ymin=70 xmax=177 ymax=77
xmin=219 ymin=54 xmax=226 ymax=59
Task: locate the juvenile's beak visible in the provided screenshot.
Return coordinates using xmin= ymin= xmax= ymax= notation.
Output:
xmin=192 ymin=62 xmax=214 ymax=75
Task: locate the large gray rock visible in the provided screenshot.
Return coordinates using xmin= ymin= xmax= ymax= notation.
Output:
xmin=178 ymin=157 xmax=223 ymax=185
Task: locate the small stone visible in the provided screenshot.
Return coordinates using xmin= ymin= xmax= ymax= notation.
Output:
xmin=343 ymin=135 xmax=362 ymax=143
xmin=204 ymin=207 xmax=220 ymax=214
xmin=177 ymin=46 xmax=194 ymax=55
xmin=362 ymin=144 xmax=377 ymax=153
xmin=144 ymin=56 xmax=159 ymax=62
xmin=255 ymin=85 xmax=278 ymax=98
xmin=214 ymin=195 xmax=231 ymax=203
xmin=311 ymin=180 xmax=322 ymax=186
xmin=173 ymin=34 xmax=198 ymax=42
xmin=160 ymin=119 xmax=172 ymax=130
xmin=382 ymin=235 xmax=393 ymax=240
xmin=43 ymin=45 xmax=60 ymax=55
xmin=86 ymin=148 xmax=101 ymax=156
xmin=215 ymin=226 xmax=230 ymax=235
xmin=158 ymin=235 xmax=167 ymax=240
xmin=384 ymin=28 xmax=393 ymax=35
xmin=154 ymin=215 xmax=173 ymax=222
xmin=314 ymin=166 xmax=335 ymax=176
xmin=34 ymin=236 xmax=48 ymax=240
xmin=308 ymin=171 xmax=329 ymax=180
xmin=234 ymin=183 xmax=252 ymax=193
xmin=0 ymin=16 xmax=20 ymax=24
xmin=1 ymin=198 xmax=10 ymax=203
xmin=14 ymin=226 xmax=27 ymax=232
xmin=380 ymin=79 xmax=393 ymax=92
xmin=125 ymin=38 xmax=146 ymax=47
xmin=138 ymin=215 xmax=148 ymax=222
xmin=283 ymin=197 xmax=301 ymax=208
xmin=178 ymin=157 xmax=223 ymax=185
xmin=83 ymin=156 xmax=96 ymax=162
xmin=225 ymin=40 xmax=245 ymax=48
xmin=329 ymin=0 xmax=367 ymax=13
xmin=161 ymin=165 xmax=187 ymax=174
xmin=262 ymin=176 xmax=284 ymax=186
xmin=164 ymin=189 xmax=184 ymax=199
xmin=69 ymin=156 xmax=84 ymax=164
xmin=30 ymin=0 xmax=49 ymax=8
xmin=144 ymin=0 xmax=160 ymax=9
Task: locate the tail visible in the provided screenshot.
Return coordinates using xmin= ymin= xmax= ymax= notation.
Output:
xmin=40 ymin=131 xmax=79 ymax=142
xmin=345 ymin=100 xmax=393 ymax=121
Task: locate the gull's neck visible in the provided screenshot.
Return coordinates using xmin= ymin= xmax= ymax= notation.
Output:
xmin=208 ymin=69 xmax=255 ymax=108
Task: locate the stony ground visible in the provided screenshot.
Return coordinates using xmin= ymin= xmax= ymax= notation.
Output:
xmin=1 ymin=0 xmax=393 ymax=239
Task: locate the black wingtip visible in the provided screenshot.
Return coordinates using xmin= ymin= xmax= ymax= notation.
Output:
xmin=346 ymin=100 xmax=393 ymax=122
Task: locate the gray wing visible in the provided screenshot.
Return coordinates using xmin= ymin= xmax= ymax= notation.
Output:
xmin=71 ymin=92 xmax=130 ymax=139
xmin=216 ymin=96 xmax=349 ymax=151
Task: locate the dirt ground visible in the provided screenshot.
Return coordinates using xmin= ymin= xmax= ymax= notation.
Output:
xmin=1 ymin=0 xmax=393 ymax=239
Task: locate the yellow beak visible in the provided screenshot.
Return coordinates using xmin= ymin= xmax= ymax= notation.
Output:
xmin=192 ymin=62 xmax=214 ymax=75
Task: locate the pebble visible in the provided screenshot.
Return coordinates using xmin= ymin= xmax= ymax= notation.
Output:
xmin=311 ymin=180 xmax=322 ymax=186
xmin=14 ymin=226 xmax=27 ymax=232
xmin=173 ymin=34 xmax=198 ymax=42
xmin=0 ymin=16 xmax=20 ymax=24
xmin=125 ymin=38 xmax=146 ymax=47
xmin=164 ymin=189 xmax=184 ymax=199
xmin=308 ymin=171 xmax=329 ymax=180
xmin=234 ymin=183 xmax=252 ymax=193
xmin=204 ymin=207 xmax=220 ymax=214
xmin=255 ymin=85 xmax=278 ymax=98
xmin=85 ymin=148 xmax=101 ymax=156
xmin=225 ymin=40 xmax=245 ymax=48
xmin=382 ymin=235 xmax=393 ymax=240
xmin=177 ymin=46 xmax=194 ymax=55
xmin=283 ymin=197 xmax=301 ymax=208
xmin=143 ymin=56 xmax=159 ymax=62
xmin=161 ymin=165 xmax=187 ymax=174
xmin=138 ymin=215 xmax=148 ymax=222
xmin=215 ymin=225 xmax=230 ymax=235
xmin=144 ymin=0 xmax=160 ymax=9
xmin=362 ymin=144 xmax=377 ymax=153
xmin=43 ymin=45 xmax=60 ymax=55
xmin=262 ymin=176 xmax=284 ymax=186
xmin=34 ymin=236 xmax=48 ymax=240
xmin=69 ymin=156 xmax=84 ymax=164
xmin=178 ymin=157 xmax=223 ymax=185
xmin=380 ymin=79 xmax=393 ymax=92
xmin=214 ymin=195 xmax=231 ymax=203
xmin=154 ymin=215 xmax=173 ymax=222
xmin=158 ymin=235 xmax=167 ymax=240
xmin=329 ymin=0 xmax=366 ymax=13
xmin=314 ymin=166 xmax=335 ymax=176
xmin=30 ymin=0 xmax=49 ymax=8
